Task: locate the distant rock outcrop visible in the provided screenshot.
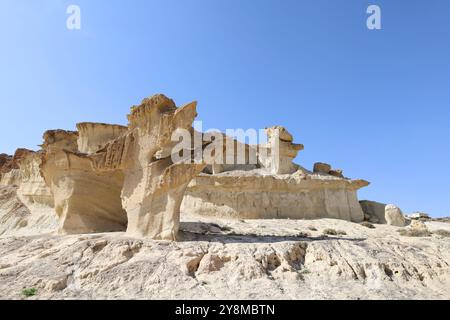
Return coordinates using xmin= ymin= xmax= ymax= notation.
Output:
xmin=0 ymin=149 xmax=33 ymax=174
xmin=359 ymin=200 xmax=387 ymax=223
xmin=385 ymin=204 xmax=406 ymax=227
xmin=0 ymin=185 xmax=58 ymax=236
xmin=0 ymin=149 xmax=34 ymax=186
xmin=0 ymin=154 xmax=12 ymax=173
xmin=17 ymin=150 xmax=53 ymax=208
xmin=182 ymin=127 xmax=368 ymax=222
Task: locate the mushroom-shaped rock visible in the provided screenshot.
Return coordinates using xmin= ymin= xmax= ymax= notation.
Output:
xmin=92 ymin=94 xmax=206 ymax=240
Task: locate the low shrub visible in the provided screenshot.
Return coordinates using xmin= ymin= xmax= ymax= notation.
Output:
xmin=22 ymin=288 xmax=37 ymax=297
xmin=397 ymin=228 xmax=431 ymax=237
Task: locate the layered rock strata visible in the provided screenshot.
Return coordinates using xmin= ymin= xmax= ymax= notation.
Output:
xmin=182 ymin=128 xmax=368 ymax=222
xmin=0 ymin=149 xmax=34 ymax=186
xmin=182 ymin=170 xmax=368 ymax=222
xmin=258 ymin=126 xmax=304 ymax=175
xmin=76 ymin=122 xmax=127 ymax=154
xmin=17 ymin=151 xmax=54 ymax=208
xmin=40 ymin=129 xmax=127 ymax=234
xmin=1 ymin=93 xmax=373 ymax=239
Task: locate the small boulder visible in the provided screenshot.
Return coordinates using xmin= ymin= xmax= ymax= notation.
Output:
xmin=385 ymin=204 xmax=406 ymax=227
xmin=410 ymin=220 xmax=428 ymax=230
xmin=329 ymin=169 xmax=344 ymax=178
xmin=197 ymin=254 xmax=225 ymax=273
xmin=313 ymin=162 xmax=331 ymax=174
xmin=360 ymin=200 xmax=385 ymax=223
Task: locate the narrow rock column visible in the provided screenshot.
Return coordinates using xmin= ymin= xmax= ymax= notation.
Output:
xmin=93 ymin=94 xmax=206 ymax=240
xmin=259 ymin=126 xmax=304 ymax=175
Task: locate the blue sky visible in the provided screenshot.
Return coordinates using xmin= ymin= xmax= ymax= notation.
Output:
xmin=0 ymin=0 xmax=449 ymax=217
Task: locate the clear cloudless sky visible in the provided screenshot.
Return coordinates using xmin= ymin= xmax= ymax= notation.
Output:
xmin=0 ymin=0 xmax=449 ymax=217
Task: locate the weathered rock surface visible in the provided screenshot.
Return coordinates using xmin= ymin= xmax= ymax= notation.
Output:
xmin=313 ymin=162 xmax=331 ymax=174
xmin=0 ymin=169 xmax=21 ymax=187
xmin=0 ymin=95 xmax=215 ymax=239
xmin=329 ymin=169 xmax=344 ymax=178
xmin=0 ymin=149 xmax=35 ymax=186
xmin=0 ymin=186 xmax=57 ymax=236
xmin=359 ymin=200 xmax=387 ymax=223
xmin=258 ymin=126 xmax=303 ymax=175
xmin=93 ymin=94 xmax=206 ymax=240
xmin=17 ymin=151 xmax=53 ymax=208
xmin=183 ymin=127 xmax=368 ymax=222
xmin=40 ymin=129 xmax=127 ymax=234
xmin=312 ymin=163 xmax=344 ymax=178
xmin=0 ymin=154 xmax=12 ymax=173
xmin=76 ymin=122 xmax=128 ymax=154
xmin=0 ymin=91 xmax=448 ymax=300
xmin=0 ymin=149 xmax=33 ymax=174
xmin=410 ymin=220 xmax=429 ymax=231
xmin=385 ymin=204 xmax=406 ymax=227
xmin=0 ymin=94 xmax=394 ymax=240
xmin=182 ymin=170 xmax=368 ymax=222
xmin=0 ymin=215 xmax=448 ymax=299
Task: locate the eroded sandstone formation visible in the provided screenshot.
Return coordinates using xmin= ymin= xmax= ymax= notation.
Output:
xmin=0 ymin=149 xmax=34 ymax=186
xmin=17 ymin=151 xmax=54 ymax=208
xmin=0 ymin=93 xmax=377 ymax=240
xmin=0 ymin=149 xmax=33 ymax=174
xmin=0 ymin=170 xmax=21 ymax=187
xmin=0 ymin=154 xmax=12 ymax=173
xmin=0 ymin=149 xmax=58 ymax=236
xmin=258 ymin=126 xmax=304 ymax=175
xmin=359 ymin=200 xmax=387 ymax=223
xmin=182 ymin=172 xmax=368 ymax=221
xmin=181 ymin=127 xmax=368 ymax=222
xmin=92 ymin=94 xmax=206 ymax=240
xmin=76 ymin=122 xmax=127 ymax=154
xmin=40 ymin=127 xmax=127 ymax=235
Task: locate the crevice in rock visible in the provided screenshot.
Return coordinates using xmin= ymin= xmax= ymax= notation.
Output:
xmin=382 ymin=263 xmax=394 ymax=280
